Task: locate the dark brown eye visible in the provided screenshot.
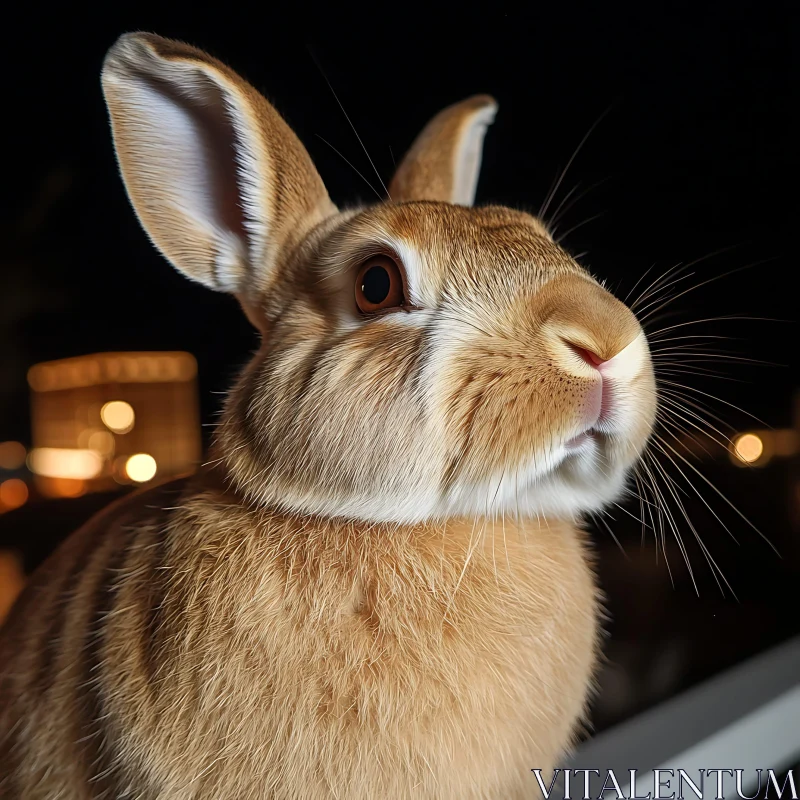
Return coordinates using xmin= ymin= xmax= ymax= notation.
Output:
xmin=355 ymin=255 xmax=406 ymax=314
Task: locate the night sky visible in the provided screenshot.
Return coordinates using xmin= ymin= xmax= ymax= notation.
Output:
xmin=1 ymin=1 xmax=799 ymax=726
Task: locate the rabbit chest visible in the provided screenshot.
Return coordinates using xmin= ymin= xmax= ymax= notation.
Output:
xmin=104 ymin=490 xmax=599 ymax=799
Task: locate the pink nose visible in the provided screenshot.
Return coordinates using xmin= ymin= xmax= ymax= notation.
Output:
xmin=569 ymin=344 xmax=608 ymax=368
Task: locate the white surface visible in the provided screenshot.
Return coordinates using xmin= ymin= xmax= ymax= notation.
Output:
xmin=622 ymin=685 xmax=800 ymax=797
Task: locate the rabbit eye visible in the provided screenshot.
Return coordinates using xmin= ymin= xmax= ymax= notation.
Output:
xmin=355 ymin=255 xmax=406 ymax=314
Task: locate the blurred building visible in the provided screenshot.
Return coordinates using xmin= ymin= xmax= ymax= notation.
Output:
xmin=26 ymin=351 xmax=201 ymax=498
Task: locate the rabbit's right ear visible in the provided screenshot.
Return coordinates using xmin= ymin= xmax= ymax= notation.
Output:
xmin=101 ymin=33 xmax=336 ymax=322
xmin=388 ymin=95 xmax=497 ymax=206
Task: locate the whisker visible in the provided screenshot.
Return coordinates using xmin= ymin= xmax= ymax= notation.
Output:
xmin=595 ymin=513 xmax=630 ymax=559
xmin=657 ymin=394 xmax=738 ymax=450
xmin=655 ymin=366 xmax=743 ymax=382
xmin=631 ymin=473 xmax=650 ymax=548
xmin=656 ymin=408 xmax=718 ymax=459
xmin=554 ymin=212 xmax=607 ymax=244
xmin=647 ymin=315 xmax=789 ymax=337
xmin=649 ymin=444 xmax=739 ymax=596
xmin=549 ymin=177 xmax=610 ymax=229
xmin=315 ymin=135 xmax=382 ymax=201
xmin=651 ymin=350 xmax=781 ymax=367
xmin=652 ymin=434 xmax=779 ymax=556
xmin=632 ymin=270 xmax=696 ymax=316
xmin=644 ymin=453 xmax=701 ymax=595
xmin=546 ymin=180 xmax=582 ymax=226
xmin=656 ymin=387 xmax=740 ymax=435
xmin=647 ymin=451 xmax=734 ymax=597
xmin=624 ymin=262 xmax=659 ymax=307
xmin=657 ymin=380 xmax=773 ymax=428
xmin=539 ymin=104 xmax=614 ymax=221
xmin=309 ymin=49 xmax=391 ymax=200
xmin=639 ymin=257 xmax=780 ymax=323
xmin=649 ymin=334 xmax=740 ymax=345
xmin=611 ymin=500 xmax=653 ymax=529
xmin=629 ymin=243 xmax=744 ymax=312
xmin=637 ymin=455 xmax=676 ymax=584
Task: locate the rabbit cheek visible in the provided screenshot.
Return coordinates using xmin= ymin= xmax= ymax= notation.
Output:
xmin=432 ymin=318 xmax=655 ymax=516
xmin=435 ymin=356 xmax=557 ymax=489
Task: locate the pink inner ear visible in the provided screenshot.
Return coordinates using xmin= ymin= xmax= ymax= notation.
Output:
xmin=143 ymin=71 xmax=248 ymax=245
xmin=103 ymin=33 xmax=338 ymax=299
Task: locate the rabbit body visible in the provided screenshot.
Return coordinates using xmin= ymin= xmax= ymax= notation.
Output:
xmin=1 ymin=475 xmax=596 ymax=798
xmin=0 ymin=31 xmax=656 ymax=799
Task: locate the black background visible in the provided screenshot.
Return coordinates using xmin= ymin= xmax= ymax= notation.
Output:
xmin=1 ymin=1 xmax=798 ymax=734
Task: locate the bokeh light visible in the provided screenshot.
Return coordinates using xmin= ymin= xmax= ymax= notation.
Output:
xmin=28 ymin=447 xmax=103 ymax=480
xmin=125 ymin=453 xmax=157 ymax=483
xmin=37 ymin=477 xmax=87 ymax=498
xmin=100 ymin=400 xmax=135 ymax=434
xmin=0 ymin=441 xmax=27 ymax=471
xmin=0 ymin=479 xmax=29 ymax=511
xmin=732 ymin=433 xmax=765 ymax=465
xmin=87 ymin=430 xmax=115 ymax=457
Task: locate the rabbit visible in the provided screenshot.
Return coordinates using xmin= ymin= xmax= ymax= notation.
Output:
xmin=0 ymin=32 xmax=657 ymax=800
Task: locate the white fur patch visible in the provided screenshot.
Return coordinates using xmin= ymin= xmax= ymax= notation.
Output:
xmin=452 ymin=101 xmax=498 ymax=206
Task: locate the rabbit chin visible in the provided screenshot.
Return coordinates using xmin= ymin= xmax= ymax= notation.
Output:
xmin=436 ymin=436 xmax=635 ymax=522
xmin=262 ymin=435 xmax=639 ymax=526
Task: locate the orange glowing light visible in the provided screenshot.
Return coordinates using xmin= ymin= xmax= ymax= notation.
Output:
xmin=101 ymin=401 xmax=135 ymax=434
xmin=732 ymin=433 xmax=764 ymax=464
xmin=125 ymin=453 xmax=157 ymax=483
xmin=0 ymin=441 xmax=26 ymax=471
xmin=41 ymin=477 xmax=87 ymax=498
xmin=28 ymin=351 xmax=197 ymax=391
xmin=0 ymin=479 xmax=28 ymax=510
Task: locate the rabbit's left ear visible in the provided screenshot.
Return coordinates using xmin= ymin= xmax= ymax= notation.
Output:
xmin=101 ymin=33 xmax=336 ymax=323
xmin=388 ymin=95 xmax=497 ymax=206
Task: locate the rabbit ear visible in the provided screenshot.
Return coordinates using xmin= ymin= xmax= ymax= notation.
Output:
xmin=101 ymin=33 xmax=336 ymax=311
xmin=388 ymin=95 xmax=497 ymax=206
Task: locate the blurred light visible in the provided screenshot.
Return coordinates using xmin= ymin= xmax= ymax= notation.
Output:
xmin=28 ymin=448 xmax=103 ymax=479
xmin=27 ymin=364 xmax=55 ymax=392
xmin=125 ymin=453 xmax=157 ymax=483
xmin=732 ymin=433 xmax=765 ymax=465
xmin=112 ymin=456 xmax=130 ymax=484
xmin=101 ymin=401 xmax=135 ymax=434
xmin=0 ymin=479 xmax=28 ymax=511
xmin=78 ymin=428 xmax=116 ymax=457
xmin=37 ymin=476 xmax=87 ymax=498
xmin=28 ymin=352 xmax=197 ymax=391
xmin=87 ymin=430 xmax=115 ymax=457
xmin=0 ymin=441 xmax=27 ymax=471
xmin=77 ymin=427 xmax=96 ymax=448
xmin=773 ymin=429 xmax=798 ymax=457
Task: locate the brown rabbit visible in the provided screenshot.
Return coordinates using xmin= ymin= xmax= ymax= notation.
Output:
xmin=0 ymin=33 xmax=657 ymax=799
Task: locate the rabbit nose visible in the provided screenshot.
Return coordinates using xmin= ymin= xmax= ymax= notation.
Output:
xmin=567 ymin=343 xmax=608 ymax=369
xmin=537 ymin=274 xmax=643 ymax=364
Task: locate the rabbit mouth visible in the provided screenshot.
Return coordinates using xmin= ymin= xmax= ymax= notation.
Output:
xmin=563 ymin=427 xmax=604 ymax=453
xmin=564 ymin=429 xmax=594 ymax=450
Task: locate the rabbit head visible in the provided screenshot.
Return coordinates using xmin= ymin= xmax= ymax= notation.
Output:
xmin=102 ymin=33 xmax=656 ymax=525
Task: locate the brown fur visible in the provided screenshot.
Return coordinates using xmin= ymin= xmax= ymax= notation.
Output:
xmin=389 ymin=95 xmax=498 ymax=205
xmin=1 ymin=474 xmax=597 ymax=798
xmin=0 ymin=33 xmax=656 ymax=798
